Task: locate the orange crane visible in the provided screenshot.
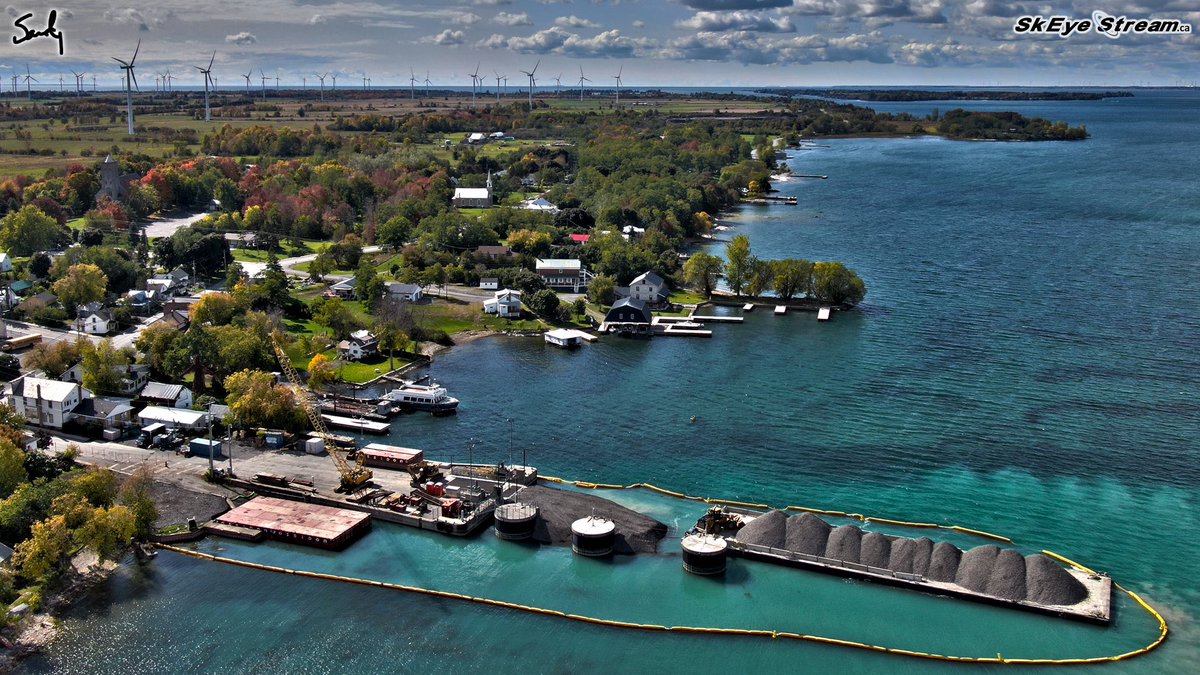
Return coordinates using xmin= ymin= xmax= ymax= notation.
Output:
xmin=271 ymin=333 xmax=372 ymax=491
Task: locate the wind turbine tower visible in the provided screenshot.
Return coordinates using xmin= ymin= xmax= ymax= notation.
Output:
xmin=195 ymin=51 xmax=215 ymax=122
xmin=577 ymin=66 xmax=590 ymax=104
xmin=242 ymin=69 xmax=252 ymax=92
xmin=424 ymin=71 xmax=431 ymax=97
xmin=317 ymin=73 xmax=327 ymax=101
xmin=330 ymin=72 xmax=338 ymax=92
xmin=112 ymin=40 xmax=140 ymax=135
xmin=22 ymin=65 xmax=37 ymax=101
xmin=409 ymin=69 xmax=417 ymax=100
xmin=613 ymin=65 xmax=623 ymax=108
xmin=468 ymin=63 xmax=480 ymax=111
xmin=494 ymin=71 xmax=503 ymax=103
xmin=259 ymin=70 xmax=267 ymax=101
xmin=554 ymin=73 xmax=562 ymax=98
xmin=520 ymin=59 xmax=539 ymax=111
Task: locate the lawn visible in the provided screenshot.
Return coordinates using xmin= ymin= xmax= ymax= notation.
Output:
xmin=669 ymin=289 xmax=709 ymax=306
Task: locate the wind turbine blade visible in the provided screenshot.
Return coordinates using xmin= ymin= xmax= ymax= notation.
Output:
xmin=130 ymin=39 xmax=141 ymax=66
xmin=130 ymin=71 xmax=139 ymax=91
xmin=531 ymin=59 xmax=540 ymax=75
xmin=208 ymin=52 xmax=216 ymax=71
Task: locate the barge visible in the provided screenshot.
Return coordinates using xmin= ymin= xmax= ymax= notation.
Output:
xmin=214 ymin=496 xmax=371 ymax=550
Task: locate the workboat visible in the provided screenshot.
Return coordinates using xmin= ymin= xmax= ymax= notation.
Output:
xmin=382 ymin=381 xmax=459 ymax=415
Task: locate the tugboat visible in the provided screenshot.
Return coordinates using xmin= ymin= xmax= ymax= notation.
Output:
xmin=381 ymin=381 xmax=460 ymax=415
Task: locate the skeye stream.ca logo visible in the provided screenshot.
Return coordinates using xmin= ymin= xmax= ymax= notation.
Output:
xmin=1013 ymin=11 xmax=1192 ymax=38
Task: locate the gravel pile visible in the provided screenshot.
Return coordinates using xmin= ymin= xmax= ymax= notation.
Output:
xmin=516 ymin=486 xmax=668 ymax=555
xmin=735 ymin=509 xmax=788 ymax=549
xmin=149 ymin=482 xmax=229 ymax=529
xmin=927 ymin=541 xmax=963 ymax=582
xmin=888 ymin=536 xmax=934 ymax=575
xmin=859 ymin=531 xmax=893 ymax=569
xmin=784 ymin=512 xmax=832 ymax=556
xmin=824 ymin=525 xmax=863 ymax=563
xmin=1025 ymin=553 xmax=1088 ymax=606
xmin=956 ymin=544 xmax=1001 ymax=592
xmin=987 ymin=549 xmax=1028 ymax=601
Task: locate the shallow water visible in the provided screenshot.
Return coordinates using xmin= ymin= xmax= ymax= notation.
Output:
xmin=24 ymin=90 xmax=1200 ymax=674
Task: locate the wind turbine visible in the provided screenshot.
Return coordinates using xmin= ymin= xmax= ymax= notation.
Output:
xmin=22 ymin=64 xmax=37 ymax=101
xmin=195 ymin=51 xmax=215 ymax=122
xmin=275 ymin=74 xmax=280 ymax=90
xmin=242 ymin=69 xmax=252 ymax=92
xmin=303 ymin=75 xmax=307 ymax=90
xmin=91 ymin=74 xmax=96 ymax=92
xmin=362 ymin=73 xmax=368 ymax=90
xmin=164 ymin=68 xmax=175 ymax=92
xmin=9 ymin=75 xmax=16 ymax=97
xmin=468 ymin=62 xmax=480 ymax=111
xmin=494 ymin=71 xmax=503 ymax=103
xmin=70 ymin=70 xmax=84 ymax=96
xmin=409 ymin=69 xmax=417 ymax=99
xmin=612 ymin=65 xmax=623 ymax=107
xmin=554 ymin=73 xmax=562 ymax=98
xmin=112 ymin=40 xmax=140 ymax=135
xmin=330 ymin=72 xmax=337 ymax=92
xmin=520 ymin=58 xmax=539 ymax=111
xmin=317 ymin=73 xmax=327 ymax=101
xmin=577 ymin=66 xmax=590 ymax=103
xmin=259 ymin=69 xmax=267 ymax=101
xmin=58 ymin=74 xmax=64 ymax=92
xmin=424 ymin=71 xmax=431 ymax=97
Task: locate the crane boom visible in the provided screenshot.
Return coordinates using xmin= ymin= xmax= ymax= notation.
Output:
xmin=271 ymin=334 xmax=372 ymax=490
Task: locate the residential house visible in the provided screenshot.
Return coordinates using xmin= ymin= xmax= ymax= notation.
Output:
xmin=166 ymin=267 xmax=190 ymax=291
xmin=385 ymin=282 xmax=423 ymax=302
xmin=629 ymin=271 xmax=670 ymax=308
xmin=145 ymin=277 xmax=175 ymax=299
xmin=0 ymin=252 xmax=11 ymax=273
xmin=535 ymin=259 xmax=593 ymax=293
xmin=603 ymin=297 xmax=653 ymax=336
xmin=475 ymin=245 xmax=515 ymax=262
xmin=72 ymin=397 xmax=135 ymax=431
xmin=63 ymin=362 xmax=149 ymax=398
xmin=158 ymin=307 xmax=190 ymax=331
xmin=327 ymin=278 xmax=356 ymax=299
xmin=4 ymin=376 xmax=84 ymax=429
xmin=567 ymin=234 xmax=591 ymax=245
xmin=224 ymin=232 xmax=258 ymax=249
xmin=519 ymin=197 xmax=558 ymax=213
xmin=75 ymin=302 xmax=113 ymax=335
xmin=17 ymin=291 xmax=57 ymax=314
xmin=483 ymin=289 xmax=523 ymax=318
xmin=467 ymin=132 xmax=486 ymax=143
xmin=124 ymin=289 xmax=159 ymax=315
xmin=479 ymin=277 xmax=499 ymax=291
xmin=452 ymin=172 xmax=493 ymax=208
xmin=338 ymin=329 xmax=379 ymax=362
xmin=138 ymin=381 xmax=193 ymax=409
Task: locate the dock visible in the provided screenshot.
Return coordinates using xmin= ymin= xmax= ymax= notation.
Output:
xmin=774 ymin=305 xmax=787 ymax=315
xmin=817 ymin=307 xmax=832 ymax=322
xmin=214 ymin=496 xmax=371 ymax=550
xmin=650 ymin=316 xmax=711 ymax=337
xmin=743 ymin=303 xmax=754 ymax=312
xmin=321 ymin=414 xmax=390 ymax=434
xmin=743 ymin=196 xmax=797 ymax=206
xmin=788 ymin=174 xmax=828 ymax=179
xmin=688 ymin=315 xmax=743 ymax=324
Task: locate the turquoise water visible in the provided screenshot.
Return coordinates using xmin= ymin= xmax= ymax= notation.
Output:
xmin=25 ymin=91 xmax=1200 ymax=673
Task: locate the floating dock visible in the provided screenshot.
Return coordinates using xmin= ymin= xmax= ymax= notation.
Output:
xmin=321 ymin=414 xmax=390 ymax=434
xmin=817 ymin=307 xmax=832 ymax=322
xmin=743 ymin=303 xmax=754 ymax=312
xmin=774 ymin=305 xmax=787 ymax=315
xmin=687 ymin=315 xmax=743 ymax=324
xmin=215 ymin=496 xmax=371 ymax=550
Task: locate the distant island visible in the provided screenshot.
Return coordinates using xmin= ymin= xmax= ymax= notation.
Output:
xmin=758 ymin=89 xmax=1133 ymax=102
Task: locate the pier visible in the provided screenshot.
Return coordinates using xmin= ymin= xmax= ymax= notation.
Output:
xmin=321 ymin=414 xmax=390 ymax=434
xmin=743 ymin=196 xmax=798 ymax=205
xmin=788 ymin=174 xmax=828 ymax=179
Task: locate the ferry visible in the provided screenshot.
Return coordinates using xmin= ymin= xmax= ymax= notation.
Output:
xmin=382 ymin=381 xmax=459 ymax=416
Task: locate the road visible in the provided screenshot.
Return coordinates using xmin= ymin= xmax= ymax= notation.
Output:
xmin=142 ymin=211 xmax=209 ymax=239
xmin=6 ymin=310 xmax=165 ymax=366
xmin=277 ymin=246 xmax=383 ymax=279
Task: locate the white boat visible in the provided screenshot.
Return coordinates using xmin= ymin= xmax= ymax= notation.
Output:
xmin=382 ymin=381 xmax=459 ymax=415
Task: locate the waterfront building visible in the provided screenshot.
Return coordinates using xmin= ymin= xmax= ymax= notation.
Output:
xmin=629 ymin=271 xmax=670 ymax=308
xmin=4 ymin=376 xmax=84 ymax=429
xmin=483 ymin=289 xmax=523 ymax=318
xmin=535 ymin=258 xmax=593 ymax=292
xmin=338 ymin=330 xmax=380 ymax=361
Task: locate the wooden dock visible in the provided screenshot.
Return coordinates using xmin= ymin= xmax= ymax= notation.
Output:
xmin=321 ymin=414 xmax=390 ymax=434
xmin=688 ymin=314 xmax=744 ymax=323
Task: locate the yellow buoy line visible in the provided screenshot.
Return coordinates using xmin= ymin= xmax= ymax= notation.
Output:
xmin=152 ymin=476 xmax=1169 ymax=665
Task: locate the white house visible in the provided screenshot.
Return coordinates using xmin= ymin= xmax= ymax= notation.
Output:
xmin=479 ymin=278 xmax=499 ymax=290
xmin=76 ymin=303 xmax=113 ymax=335
xmin=0 ymin=252 xmax=11 ymax=273
xmin=385 ymin=282 xmax=423 ymax=302
xmin=338 ymin=329 xmax=379 ymax=362
xmin=483 ymin=289 xmax=523 ymax=318
xmin=4 ymin=376 xmax=84 ymax=429
xmin=518 ymin=196 xmax=559 ymax=213
xmin=451 ymin=172 xmax=493 ymax=209
xmin=327 ymin=278 xmax=356 ymax=299
xmin=124 ymin=289 xmax=158 ymax=314
xmin=146 ymin=277 xmax=174 ymax=299
xmin=136 ymin=405 xmax=208 ymax=430
xmin=535 ymin=259 xmax=593 ymax=292
xmin=629 ymin=271 xmax=670 ymax=307
xmin=138 ymin=381 xmax=193 ymax=409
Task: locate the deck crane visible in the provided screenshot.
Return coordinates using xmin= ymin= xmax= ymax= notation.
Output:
xmin=271 ymin=333 xmax=372 ymax=491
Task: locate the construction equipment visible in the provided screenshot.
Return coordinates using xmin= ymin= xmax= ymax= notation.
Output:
xmin=271 ymin=333 xmax=372 ymax=491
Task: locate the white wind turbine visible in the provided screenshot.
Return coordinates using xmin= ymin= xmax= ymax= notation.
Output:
xmin=259 ymin=70 xmax=267 ymax=101
xmin=22 ymin=64 xmax=37 ymax=101
xmin=520 ymin=58 xmax=539 ymax=111
xmin=195 ymin=51 xmax=215 ymax=121
xmin=612 ymin=65 xmax=623 ymax=107
xmin=424 ymin=71 xmax=431 ymax=97
xmin=112 ymin=40 xmax=140 ymax=134
xmin=317 ymin=73 xmax=327 ymax=101
xmin=554 ymin=73 xmax=562 ymax=98
xmin=577 ymin=66 xmax=590 ymax=103
xmin=468 ymin=62 xmax=480 ymax=111
xmin=409 ymin=69 xmax=417 ymax=99
xmin=494 ymin=71 xmax=503 ymax=103
xmin=330 ymin=72 xmax=338 ymax=92
xmin=242 ymin=69 xmax=252 ymax=92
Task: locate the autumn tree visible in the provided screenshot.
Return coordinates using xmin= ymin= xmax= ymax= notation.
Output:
xmin=682 ymin=252 xmax=724 ymax=298
xmin=724 ymin=234 xmax=752 ymax=297
xmin=224 ymin=369 xmax=305 ymax=431
xmin=75 ymin=505 xmax=136 ymax=559
xmin=189 ymin=292 xmax=243 ymax=326
xmin=0 ymin=438 xmax=27 ymax=499
xmin=11 ymin=514 xmax=71 ymax=581
xmin=80 ymin=339 xmax=132 ymax=395
xmin=307 ymin=354 xmax=339 ymax=391
xmin=27 ymin=339 xmax=84 ymax=378
xmin=70 ymin=466 xmax=119 ymax=507
xmin=52 ymin=263 xmax=108 ymax=311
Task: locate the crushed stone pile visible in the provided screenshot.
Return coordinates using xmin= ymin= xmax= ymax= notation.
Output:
xmin=825 ymin=525 xmax=863 ymax=563
xmin=734 ymin=509 xmax=788 ymax=549
xmin=784 ymin=512 xmax=831 ymax=556
xmin=926 ymin=541 xmax=963 ymax=582
xmin=516 ymin=486 xmax=667 ymax=555
xmin=859 ymin=531 xmax=893 ymax=569
xmin=1025 ymin=553 xmax=1089 ymax=606
xmin=956 ymin=544 xmax=1001 ymax=593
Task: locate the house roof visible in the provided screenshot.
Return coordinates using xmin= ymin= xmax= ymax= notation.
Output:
xmin=19 ymin=377 xmax=80 ymax=402
xmin=168 ymin=267 xmax=189 ymax=281
xmin=480 ymin=277 xmax=499 ymax=283
xmin=8 ymin=280 xmax=31 ymax=293
xmin=136 ymin=406 xmax=207 ymax=426
xmin=520 ymin=197 xmax=558 ymax=212
xmin=329 ymin=278 xmax=355 ymax=291
xmin=607 ymin=297 xmax=652 ymax=323
xmin=495 ymin=289 xmax=522 ymax=301
xmin=386 ymin=282 xmax=422 ymax=295
xmin=140 ymin=381 xmax=188 ymax=401
xmin=536 ymin=258 xmax=582 ymax=271
xmin=75 ymin=397 xmax=134 ymax=420
xmin=568 ymin=234 xmax=591 ymax=243
xmin=0 ymin=252 xmax=9 ymax=263
xmin=349 ymin=329 xmax=378 ymax=343
xmin=476 ymin=245 xmax=512 ymax=256
xmin=453 ymin=187 xmax=491 ymax=199
xmin=631 ymin=271 xmax=666 ymax=289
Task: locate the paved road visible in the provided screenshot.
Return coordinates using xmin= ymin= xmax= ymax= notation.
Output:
xmin=278 ymin=246 xmax=383 ymax=279
xmin=142 ymin=212 xmax=209 ymax=239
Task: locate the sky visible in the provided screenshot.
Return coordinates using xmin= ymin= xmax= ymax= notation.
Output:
xmin=1 ymin=1 xmax=1197 ymax=89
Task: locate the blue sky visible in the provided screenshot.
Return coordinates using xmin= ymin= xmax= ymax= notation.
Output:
xmin=2 ymin=1 xmax=1197 ymax=89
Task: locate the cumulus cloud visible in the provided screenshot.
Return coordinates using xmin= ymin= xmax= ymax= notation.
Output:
xmin=429 ymin=29 xmax=466 ymax=45
xmin=225 ymin=31 xmax=257 ymax=45
xmin=677 ymin=10 xmax=795 ymax=32
xmin=475 ymin=33 xmax=509 ymax=49
xmin=632 ymin=19 xmax=645 ymax=27
xmin=452 ymin=12 xmax=482 ymax=25
xmin=555 ymin=15 xmax=600 ymax=28
xmin=474 ymin=0 xmax=512 ymax=5
xmin=494 ymin=11 xmax=532 ymax=26
xmin=683 ymin=0 xmax=791 ymax=9
xmin=104 ymin=8 xmax=150 ymax=31
xmin=507 ymin=26 xmax=571 ymax=52
xmin=783 ymin=0 xmax=946 ymax=24
xmin=660 ymin=29 xmax=891 ymax=64
xmin=5 ymin=5 xmax=19 ymax=17
xmin=561 ymin=29 xmax=653 ymax=58
xmin=308 ymin=14 xmax=326 ymax=24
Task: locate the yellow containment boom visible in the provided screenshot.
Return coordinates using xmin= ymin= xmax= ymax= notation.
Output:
xmin=271 ymin=332 xmax=372 ymax=490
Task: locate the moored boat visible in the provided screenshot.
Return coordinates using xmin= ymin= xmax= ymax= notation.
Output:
xmin=382 ymin=381 xmax=459 ymax=415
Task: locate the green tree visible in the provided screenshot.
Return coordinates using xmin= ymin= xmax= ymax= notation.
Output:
xmin=308 ymin=250 xmax=335 ymax=281
xmin=257 ymin=252 xmax=291 ymax=309
xmin=80 ymin=339 xmax=132 ymax=395
xmin=587 ymin=274 xmax=616 ymax=306
xmin=11 ymin=514 xmax=71 ymax=581
xmin=354 ymin=259 xmax=382 ymax=309
xmin=0 ymin=205 xmax=64 ymax=256
xmin=772 ymin=259 xmax=813 ymax=301
xmin=70 ymin=466 xmax=119 ymax=507
xmin=189 ymin=292 xmax=243 ymax=326
xmin=0 ymin=438 xmax=28 ymax=500
xmin=225 ymin=260 xmax=245 ymax=289
xmin=26 ymin=339 xmax=84 ymax=378
xmin=724 ymin=234 xmax=752 ymax=297
xmin=312 ymin=296 xmax=359 ymax=339
xmin=224 ymin=369 xmax=304 ymax=431
xmin=75 ymin=504 xmax=136 ymax=559
xmin=682 ymin=252 xmax=724 ymax=298
xmin=745 ymin=257 xmax=774 ymax=298
xmin=119 ymin=465 xmax=158 ymax=538
xmin=52 ymin=263 xmax=108 ymax=311
xmin=377 ymin=215 xmax=412 ymax=250
xmin=811 ymin=261 xmax=867 ymax=305
xmin=527 ymin=288 xmax=561 ymax=319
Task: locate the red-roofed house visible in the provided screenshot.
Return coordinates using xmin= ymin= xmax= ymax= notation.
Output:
xmin=568 ymin=234 xmax=591 ymax=245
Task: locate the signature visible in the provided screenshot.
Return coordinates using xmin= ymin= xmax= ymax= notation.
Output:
xmin=12 ymin=10 xmax=64 ymax=56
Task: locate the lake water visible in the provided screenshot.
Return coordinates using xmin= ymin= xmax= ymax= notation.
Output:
xmin=23 ymin=90 xmax=1200 ymax=674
